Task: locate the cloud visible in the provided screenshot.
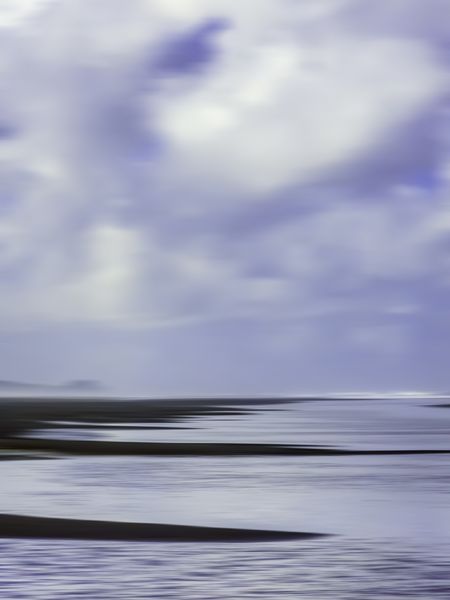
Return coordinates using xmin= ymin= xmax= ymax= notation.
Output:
xmin=152 ymin=18 xmax=229 ymax=77
xmin=1 ymin=0 xmax=450 ymax=391
xmin=156 ymin=37 xmax=446 ymax=196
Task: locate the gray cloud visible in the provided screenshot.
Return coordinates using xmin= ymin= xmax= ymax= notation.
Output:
xmin=1 ymin=0 xmax=450 ymax=392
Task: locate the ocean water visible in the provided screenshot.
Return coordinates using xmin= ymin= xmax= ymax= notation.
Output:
xmin=1 ymin=396 xmax=450 ymax=598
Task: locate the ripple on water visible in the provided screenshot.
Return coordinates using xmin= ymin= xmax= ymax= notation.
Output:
xmin=1 ymin=538 xmax=450 ymax=599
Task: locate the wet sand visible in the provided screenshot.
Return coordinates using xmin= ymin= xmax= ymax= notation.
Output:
xmin=0 ymin=453 xmax=56 ymax=461
xmin=0 ymin=514 xmax=325 ymax=542
xmin=2 ymin=437 xmax=450 ymax=457
xmin=2 ymin=396 xmax=450 ymax=457
xmin=0 ymin=396 xmax=299 ymax=437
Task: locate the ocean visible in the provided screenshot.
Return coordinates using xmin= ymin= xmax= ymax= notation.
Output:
xmin=1 ymin=395 xmax=449 ymax=598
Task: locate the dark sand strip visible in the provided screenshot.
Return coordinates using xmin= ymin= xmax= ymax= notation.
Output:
xmin=0 ymin=397 xmax=297 ymax=437
xmin=0 ymin=453 xmax=56 ymax=461
xmin=0 ymin=514 xmax=325 ymax=542
xmin=2 ymin=438 xmax=450 ymax=457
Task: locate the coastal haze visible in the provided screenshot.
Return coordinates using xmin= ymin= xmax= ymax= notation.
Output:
xmin=1 ymin=0 xmax=450 ymax=598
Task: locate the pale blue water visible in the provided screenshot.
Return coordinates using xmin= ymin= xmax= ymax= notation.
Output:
xmin=1 ymin=396 xmax=450 ymax=598
xmin=1 ymin=537 xmax=449 ymax=599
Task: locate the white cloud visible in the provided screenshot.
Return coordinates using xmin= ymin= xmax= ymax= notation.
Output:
xmin=0 ymin=0 xmax=449 ymax=333
xmin=156 ymin=36 xmax=446 ymax=195
xmin=0 ymin=0 xmax=52 ymax=28
xmin=63 ymin=223 xmax=143 ymax=320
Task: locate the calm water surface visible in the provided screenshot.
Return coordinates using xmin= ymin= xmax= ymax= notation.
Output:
xmin=1 ymin=396 xmax=450 ymax=598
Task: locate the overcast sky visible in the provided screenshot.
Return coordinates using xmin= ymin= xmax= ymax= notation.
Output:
xmin=1 ymin=0 xmax=450 ymax=395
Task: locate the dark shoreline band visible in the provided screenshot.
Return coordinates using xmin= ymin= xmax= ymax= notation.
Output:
xmin=0 ymin=514 xmax=327 ymax=543
xmin=2 ymin=437 xmax=450 ymax=457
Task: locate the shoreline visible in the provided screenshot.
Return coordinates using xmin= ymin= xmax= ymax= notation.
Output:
xmin=0 ymin=396 xmax=299 ymax=438
xmin=2 ymin=437 xmax=450 ymax=457
xmin=0 ymin=514 xmax=326 ymax=543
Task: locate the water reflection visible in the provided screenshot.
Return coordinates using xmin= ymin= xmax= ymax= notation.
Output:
xmin=1 ymin=396 xmax=450 ymax=598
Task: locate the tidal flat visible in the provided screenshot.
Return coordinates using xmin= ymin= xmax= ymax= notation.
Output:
xmin=1 ymin=395 xmax=450 ymax=598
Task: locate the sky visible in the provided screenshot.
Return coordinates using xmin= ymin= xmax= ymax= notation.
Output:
xmin=0 ymin=0 xmax=450 ymax=395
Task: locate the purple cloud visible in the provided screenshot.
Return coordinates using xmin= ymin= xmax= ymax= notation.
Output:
xmin=153 ymin=18 xmax=230 ymax=76
xmin=0 ymin=0 xmax=450 ymax=393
